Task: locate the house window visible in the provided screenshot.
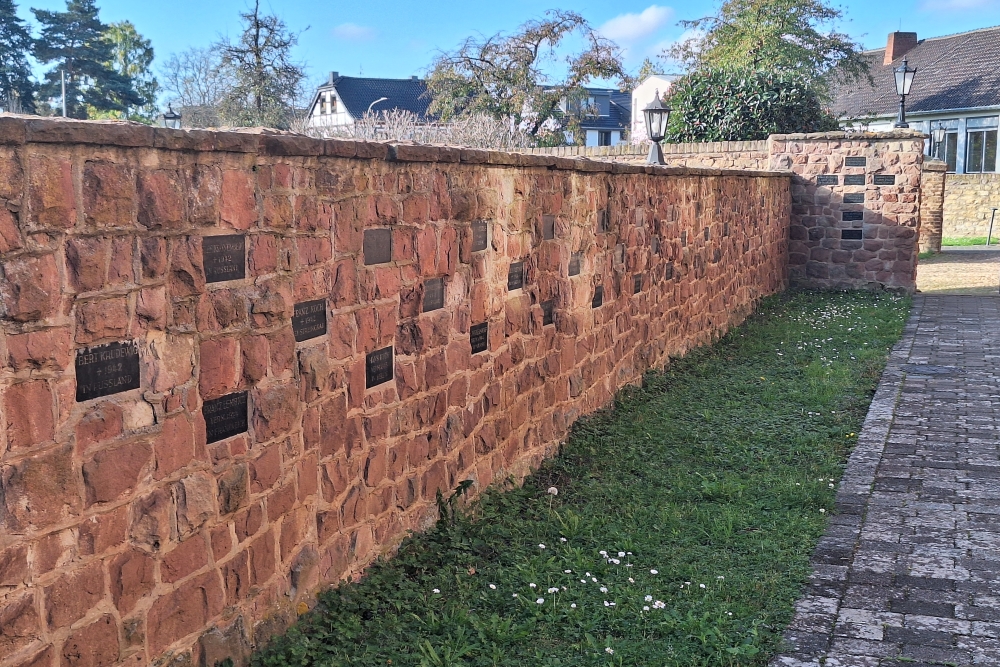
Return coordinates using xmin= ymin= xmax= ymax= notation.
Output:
xmin=933 ymin=132 xmax=959 ymax=172
xmin=598 ymin=131 xmax=612 ymax=146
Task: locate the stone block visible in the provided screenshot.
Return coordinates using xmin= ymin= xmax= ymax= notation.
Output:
xmin=44 ymin=560 xmax=104 ymax=628
xmin=83 ymin=438 xmax=152 ymax=506
xmin=4 ymin=380 xmax=55 ymax=450
xmin=109 ymin=548 xmax=155 ymax=614
xmin=147 ymin=571 xmax=224 ymax=656
xmin=1 ymin=253 xmax=61 ymax=322
xmin=1 ymin=444 xmax=79 ymax=532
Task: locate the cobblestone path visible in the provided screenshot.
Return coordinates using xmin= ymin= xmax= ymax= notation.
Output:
xmin=917 ymin=246 xmax=1000 ymax=296
xmin=772 ymin=295 xmax=1000 ymax=666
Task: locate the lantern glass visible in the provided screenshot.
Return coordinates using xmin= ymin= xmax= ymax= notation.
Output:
xmin=932 ymin=126 xmax=945 ymax=144
xmin=160 ymin=105 xmax=182 ymax=130
xmin=894 ymin=60 xmax=916 ymax=96
xmin=642 ymin=90 xmax=671 ymax=143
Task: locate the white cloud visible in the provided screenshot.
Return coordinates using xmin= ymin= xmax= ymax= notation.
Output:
xmin=332 ymin=23 xmax=377 ymax=41
xmin=649 ymin=27 xmax=705 ymax=59
xmin=599 ymin=6 xmax=674 ymax=43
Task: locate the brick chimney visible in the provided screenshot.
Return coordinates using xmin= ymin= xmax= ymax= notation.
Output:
xmin=884 ymin=32 xmax=918 ymax=65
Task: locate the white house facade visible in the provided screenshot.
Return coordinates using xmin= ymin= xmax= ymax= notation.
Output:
xmin=630 ymin=75 xmax=677 ymax=144
xmin=304 ymin=72 xmax=431 ymax=131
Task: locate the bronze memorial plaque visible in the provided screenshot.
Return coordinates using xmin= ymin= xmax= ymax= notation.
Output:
xmin=844 ymin=175 xmax=866 ymax=186
xmin=568 ymin=252 xmax=582 ymax=277
xmin=423 ymin=278 xmax=445 ymax=312
xmin=470 ymin=322 xmax=488 ymax=354
xmin=541 ymin=300 xmax=555 ymax=326
xmin=845 ymin=157 xmax=867 ymax=167
xmin=842 ymin=229 xmax=863 ymax=240
xmin=366 ymin=346 xmax=394 ymax=388
xmin=633 ymin=274 xmax=643 ymax=294
xmin=204 ymin=391 xmax=249 ymax=444
xmin=542 ymin=215 xmax=555 ymax=240
xmin=843 ymin=193 xmax=865 ymax=204
xmin=363 ymin=229 xmax=392 ymax=265
xmin=842 ymin=211 xmax=864 ymax=221
xmin=816 ymin=175 xmax=839 ymax=186
xmin=75 ymin=340 xmax=140 ymax=402
xmin=507 ymin=261 xmax=524 ymax=291
xmin=471 ymin=220 xmax=488 ymax=252
xmin=203 ymin=235 xmax=246 ymax=283
xmin=652 ymin=236 xmax=660 ymax=254
xmin=874 ymin=174 xmax=896 ymax=185
xmin=592 ymin=285 xmax=604 ymax=308
xmin=292 ymin=299 xmax=327 ymax=342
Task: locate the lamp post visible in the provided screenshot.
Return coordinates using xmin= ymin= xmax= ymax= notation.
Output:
xmin=893 ymin=59 xmax=917 ymax=128
xmin=932 ymin=126 xmax=946 ymax=160
xmin=160 ymin=105 xmax=182 ymax=130
xmin=367 ymin=97 xmax=388 ymax=115
xmin=643 ymin=90 xmax=671 ymax=165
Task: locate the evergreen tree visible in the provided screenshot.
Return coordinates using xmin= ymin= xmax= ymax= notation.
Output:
xmin=33 ymin=0 xmax=143 ymax=118
xmin=96 ymin=21 xmax=158 ymax=121
xmin=0 ymin=0 xmax=35 ymax=113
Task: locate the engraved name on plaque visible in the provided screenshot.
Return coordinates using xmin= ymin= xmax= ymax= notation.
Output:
xmin=842 ymin=211 xmax=864 ymax=222
xmin=592 ymin=285 xmax=604 ymax=308
xmin=366 ymin=346 xmax=393 ymax=388
xmin=542 ymin=215 xmax=555 ymax=240
xmin=816 ymin=175 xmax=839 ymax=186
xmin=844 ymin=157 xmax=867 ymax=167
xmin=423 ymin=278 xmax=445 ymax=312
xmin=363 ymin=229 xmax=392 ymax=265
xmin=470 ymin=322 xmax=488 ymax=354
xmin=292 ymin=299 xmax=327 ymax=342
xmin=568 ymin=252 xmax=582 ymax=277
xmin=75 ymin=340 xmax=140 ymax=402
xmin=203 ymin=235 xmax=246 ymax=283
xmin=843 ymin=193 xmax=865 ymax=204
xmin=541 ymin=300 xmax=554 ymax=326
xmin=873 ymin=174 xmax=896 ymax=185
xmin=204 ymin=391 xmax=249 ymax=444
xmin=843 ymin=175 xmax=866 ymax=186
xmin=471 ymin=220 xmax=488 ymax=252
xmin=507 ymin=261 xmax=524 ymax=291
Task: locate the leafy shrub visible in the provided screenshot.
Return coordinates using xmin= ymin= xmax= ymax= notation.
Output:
xmin=664 ymin=68 xmax=839 ymax=143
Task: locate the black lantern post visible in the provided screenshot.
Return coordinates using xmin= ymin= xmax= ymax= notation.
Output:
xmin=893 ymin=59 xmax=917 ymax=128
xmin=643 ymin=90 xmax=671 ymax=165
xmin=160 ymin=105 xmax=182 ymax=130
xmin=932 ymin=125 xmax=946 ymax=160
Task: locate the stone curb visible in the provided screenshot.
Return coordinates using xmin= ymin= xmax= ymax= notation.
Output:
xmin=769 ymin=296 xmax=923 ymax=666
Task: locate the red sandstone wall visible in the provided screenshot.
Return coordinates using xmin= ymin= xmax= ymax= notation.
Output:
xmin=0 ymin=116 xmax=789 ymax=667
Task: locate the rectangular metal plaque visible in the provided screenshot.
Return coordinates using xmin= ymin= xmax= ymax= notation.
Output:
xmin=471 ymin=220 xmax=488 ymax=252
xmin=816 ymin=175 xmax=839 ymax=186
xmin=680 ymin=230 xmax=688 ymax=247
xmin=664 ymin=262 xmax=674 ymax=280
xmin=204 ymin=391 xmax=249 ymax=444
xmin=542 ymin=215 xmax=555 ymax=240
xmin=365 ymin=346 xmax=393 ymax=388
xmin=568 ymin=252 xmax=582 ymax=277
xmin=507 ymin=261 xmax=524 ymax=291
xmin=874 ymin=174 xmax=896 ymax=185
xmin=843 ymin=193 xmax=865 ymax=204
xmin=651 ymin=236 xmax=660 ymax=254
xmin=423 ymin=278 xmax=444 ymax=312
xmin=842 ymin=211 xmax=865 ymax=222
xmin=842 ymin=229 xmax=863 ymax=240
xmin=75 ymin=340 xmax=140 ymax=402
xmin=597 ymin=211 xmax=610 ymax=234
xmin=592 ymin=285 xmax=604 ymax=309
xmin=845 ymin=157 xmax=867 ymax=167
xmin=633 ymin=274 xmax=642 ymax=294
xmin=363 ymin=229 xmax=392 ymax=265
xmin=203 ymin=235 xmax=246 ymax=283
xmin=541 ymin=300 xmax=554 ymax=326
xmin=704 ymin=227 xmax=710 ymax=241
xmin=723 ymin=223 xmax=730 ymax=238
xmin=470 ymin=322 xmax=488 ymax=354
xmin=292 ymin=299 xmax=327 ymax=342
xmin=844 ymin=175 xmax=866 ymax=186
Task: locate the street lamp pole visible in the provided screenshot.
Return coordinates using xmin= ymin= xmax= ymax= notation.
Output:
xmin=893 ymin=58 xmax=917 ymax=129
xmin=367 ymin=97 xmax=388 ymax=115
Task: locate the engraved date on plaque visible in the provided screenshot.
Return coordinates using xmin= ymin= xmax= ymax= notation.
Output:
xmin=471 ymin=221 xmax=488 ymax=252
xmin=568 ymin=252 xmax=582 ymax=277
xmin=844 ymin=174 xmax=866 ymax=186
xmin=470 ymin=323 xmax=488 ymax=354
xmin=842 ymin=211 xmax=865 ymax=221
xmin=816 ymin=175 xmax=839 ymax=186
xmin=292 ymin=299 xmax=327 ymax=342
xmin=203 ymin=235 xmax=246 ymax=283
xmin=874 ymin=174 xmax=896 ymax=185
xmin=423 ymin=278 xmax=444 ymax=312
xmin=363 ymin=229 xmax=392 ymax=265
xmin=843 ymin=193 xmax=865 ymax=204
xmin=542 ymin=215 xmax=555 ymax=240
xmin=76 ymin=340 xmax=140 ymax=402
xmin=845 ymin=157 xmax=867 ymax=167
xmin=592 ymin=285 xmax=604 ymax=308
xmin=541 ymin=300 xmax=554 ymax=326
xmin=366 ymin=346 xmax=393 ymax=388
xmin=204 ymin=391 xmax=249 ymax=444
xmin=507 ymin=261 xmax=524 ymax=291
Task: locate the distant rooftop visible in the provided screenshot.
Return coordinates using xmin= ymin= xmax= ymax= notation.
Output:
xmin=316 ymin=72 xmax=432 ymax=119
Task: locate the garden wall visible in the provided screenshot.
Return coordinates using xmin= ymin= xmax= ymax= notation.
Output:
xmin=0 ymin=116 xmax=790 ymax=667
xmin=942 ymin=173 xmax=1000 ymax=239
xmin=521 ymin=140 xmax=769 ymax=170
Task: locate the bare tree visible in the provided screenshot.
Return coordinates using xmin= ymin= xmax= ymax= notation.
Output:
xmin=160 ymin=47 xmax=234 ymax=108
xmin=216 ymin=0 xmax=306 ymax=129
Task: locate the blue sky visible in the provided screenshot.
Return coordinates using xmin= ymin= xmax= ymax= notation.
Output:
xmin=19 ymin=0 xmax=1000 ymax=94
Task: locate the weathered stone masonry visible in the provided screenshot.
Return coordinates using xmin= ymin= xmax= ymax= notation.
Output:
xmin=0 ymin=116 xmax=790 ymax=667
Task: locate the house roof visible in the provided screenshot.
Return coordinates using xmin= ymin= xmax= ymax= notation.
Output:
xmin=577 ymin=89 xmax=632 ymax=132
xmin=312 ymin=75 xmax=432 ymax=119
xmin=830 ymin=25 xmax=1000 ymax=119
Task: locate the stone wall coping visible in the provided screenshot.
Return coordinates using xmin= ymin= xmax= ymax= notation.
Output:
xmin=0 ymin=114 xmax=789 ymax=179
xmin=769 ymin=129 xmax=927 ymax=141
xmin=923 ymin=159 xmax=948 ymax=172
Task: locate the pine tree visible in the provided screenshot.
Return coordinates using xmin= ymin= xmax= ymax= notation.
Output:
xmin=33 ymin=0 xmax=143 ymax=118
xmin=98 ymin=21 xmax=159 ymax=121
xmin=0 ymin=0 xmax=35 ymax=113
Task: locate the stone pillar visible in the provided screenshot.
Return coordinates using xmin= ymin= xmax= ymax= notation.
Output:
xmin=919 ymin=159 xmax=947 ymax=253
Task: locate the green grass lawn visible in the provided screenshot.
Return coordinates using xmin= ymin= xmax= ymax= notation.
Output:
xmin=253 ymin=290 xmax=910 ymax=667
xmin=942 ymin=236 xmax=992 ymax=246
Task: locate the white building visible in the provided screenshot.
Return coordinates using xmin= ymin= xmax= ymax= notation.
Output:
xmin=304 ymin=72 xmax=431 ymax=131
xmin=631 ymin=75 xmax=678 ymax=144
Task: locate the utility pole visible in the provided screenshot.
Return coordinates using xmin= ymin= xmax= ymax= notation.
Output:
xmin=61 ymin=70 xmax=66 ymax=117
